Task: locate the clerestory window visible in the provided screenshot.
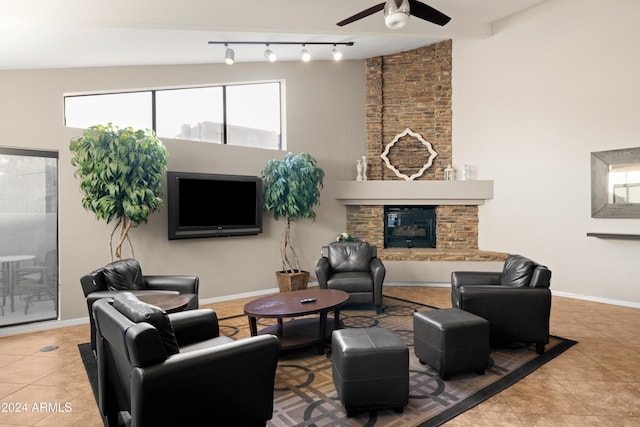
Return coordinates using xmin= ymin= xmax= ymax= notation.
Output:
xmin=64 ymin=81 xmax=282 ymax=151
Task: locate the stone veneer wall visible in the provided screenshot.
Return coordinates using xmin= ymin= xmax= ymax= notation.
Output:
xmin=350 ymin=40 xmax=506 ymax=262
xmin=366 ymin=41 xmax=453 ymax=180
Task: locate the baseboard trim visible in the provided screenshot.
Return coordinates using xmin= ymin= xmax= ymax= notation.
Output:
xmin=551 ymin=290 xmax=640 ymax=309
xmin=0 ymin=317 xmax=89 ymax=337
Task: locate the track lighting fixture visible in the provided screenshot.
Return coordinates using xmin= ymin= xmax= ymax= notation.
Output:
xmin=224 ymin=44 xmax=234 ymax=65
xmin=208 ymin=41 xmax=354 ymax=64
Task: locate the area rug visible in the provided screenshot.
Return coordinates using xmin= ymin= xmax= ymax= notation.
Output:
xmin=79 ymin=295 xmax=577 ymax=427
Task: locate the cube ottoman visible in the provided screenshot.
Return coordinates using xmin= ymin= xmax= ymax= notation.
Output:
xmin=413 ymin=308 xmax=489 ymax=380
xmin=331 ymin=327 xmax=409 ymax=417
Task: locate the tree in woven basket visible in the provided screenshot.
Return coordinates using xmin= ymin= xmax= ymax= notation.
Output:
xmin=70 ymin=123 xmax=168 ymax=261
xmin=262 ymin=152 xmax=324 ymax=286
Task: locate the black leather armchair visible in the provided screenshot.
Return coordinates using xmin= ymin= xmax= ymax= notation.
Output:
xmin=93 ymin=293 xmax=280 ymax=427
xmin=80 ymin=258 xmax=199 ymax=352
xmin=451 ymin=254 xmax=552 ymax=354
xmin=315 ymin=241 xmax=386 ymax=313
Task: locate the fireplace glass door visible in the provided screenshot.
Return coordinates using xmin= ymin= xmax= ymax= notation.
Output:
xmin=384 ymin=206 xmax=436 ymax=248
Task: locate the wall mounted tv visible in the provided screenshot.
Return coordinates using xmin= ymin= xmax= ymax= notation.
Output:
xmin=167 ymin=171 xmax=263 ymax=240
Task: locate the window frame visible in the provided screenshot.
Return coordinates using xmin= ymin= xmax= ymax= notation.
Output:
xmin=0 ymin=146 xmax=59 ymax=327
xmin=64 ymin=80 xmax=284 ymax=150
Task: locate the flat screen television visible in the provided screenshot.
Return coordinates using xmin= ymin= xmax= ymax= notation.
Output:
xmin=167 ymin=171 xmax=263 ymax=240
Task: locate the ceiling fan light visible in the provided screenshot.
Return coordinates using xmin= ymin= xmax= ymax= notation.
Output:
xmin=384 ymin=0 xmax=410 ymax=29
xmin=301 ymin=46 xmax=311 ymax=62
xmin=224 ymin=47 xmax=234 ymax=65
xmin=264 ymin=46 xmax=277 ymax=62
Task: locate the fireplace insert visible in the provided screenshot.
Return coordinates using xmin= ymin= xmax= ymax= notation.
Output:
xmin=384 ymin=206 xmax=436 ymax=248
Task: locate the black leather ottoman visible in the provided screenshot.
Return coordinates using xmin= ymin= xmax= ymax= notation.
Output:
xmin=413 ymin=308 xmax=489 ymax=380
xmin=331 ymin=327 xmax=409 ymax=417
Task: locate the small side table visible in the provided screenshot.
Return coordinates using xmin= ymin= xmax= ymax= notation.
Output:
xmin=138 ymin=294 xmax=190 ymax=313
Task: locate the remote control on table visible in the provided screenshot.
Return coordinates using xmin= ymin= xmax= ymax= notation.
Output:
xmin=300 ymin=298 xmax=317 ymax=303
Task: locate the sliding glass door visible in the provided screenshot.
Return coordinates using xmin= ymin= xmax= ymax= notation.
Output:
xmin=0 ymin=148 xmax=58 ymax=327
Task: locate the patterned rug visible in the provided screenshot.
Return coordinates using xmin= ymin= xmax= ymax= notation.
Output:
xmin=216 ymin=295 xmax=576 ymax=427
xmin=79 ymin=295 xmax=576 ymax=427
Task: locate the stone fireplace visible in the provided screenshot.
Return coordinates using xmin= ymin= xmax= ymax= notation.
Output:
xmin=334 ymin=180 xmax=505 ymax=261
xmin=344 ymin=206 xmax=504 ymax=261
xmin=336 ymin=40 xmax=507 ymax=263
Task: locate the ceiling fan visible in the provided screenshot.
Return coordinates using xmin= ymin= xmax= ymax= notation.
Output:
xmin=337 ymin=0 xmax=451 ymax=30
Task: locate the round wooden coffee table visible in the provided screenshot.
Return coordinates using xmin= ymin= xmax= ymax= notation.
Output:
xmin=138 ymin=294 xmax=190 ymax=313
xmin=244 ymin=288 xmax=349 ymax=354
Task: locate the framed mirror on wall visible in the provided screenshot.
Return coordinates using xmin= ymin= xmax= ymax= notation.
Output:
xmin=591 ymin=147 xmax=640 ymax=218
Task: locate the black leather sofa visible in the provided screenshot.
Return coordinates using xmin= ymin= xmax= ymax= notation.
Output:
xmin=93 ymin=293 xmax=280 ymax=427
xmin=315 ymin=241 xmax=386 ymax=313
xmin=451 ymin=254 xmax=552 ymax=354
xmin=80 ymin=258 xmax=199 ymax=352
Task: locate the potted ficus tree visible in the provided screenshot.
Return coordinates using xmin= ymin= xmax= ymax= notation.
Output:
xmin=262 ymin=152 xmax=325 ymax=292
xmin=70 ymin=123 xmax=168 ymax=261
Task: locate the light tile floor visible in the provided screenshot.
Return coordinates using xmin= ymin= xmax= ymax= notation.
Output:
xmin=0 ymin=286 xmax=638 ymax=426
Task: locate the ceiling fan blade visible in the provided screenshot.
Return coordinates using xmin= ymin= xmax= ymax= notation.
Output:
xmin=408 ymin=0 xmax=451 ymax=26
xmin=336 ymin=3 xmax=385 ymax=26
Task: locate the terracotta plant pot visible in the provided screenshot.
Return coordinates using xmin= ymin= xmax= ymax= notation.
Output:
xmin=276 ymin=270 xmax=310 ymax=292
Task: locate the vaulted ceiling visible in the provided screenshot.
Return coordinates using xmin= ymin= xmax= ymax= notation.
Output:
xmin=0 ymin=0 xmax=546 ymax=70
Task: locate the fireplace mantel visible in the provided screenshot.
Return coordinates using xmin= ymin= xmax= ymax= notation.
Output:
xmin=334 ymin=180 xmax=493 ymax=205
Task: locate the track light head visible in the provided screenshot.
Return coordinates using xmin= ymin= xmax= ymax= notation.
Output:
xmin=331 ymin=46 xmax=343 ymax=61
xmin=224 ymin=45 xmax=234 ymax=65
xmin=301 ymin=45 xmax=311 ymax=62
xmin=264 ymin=45 xmax=277 ymax=62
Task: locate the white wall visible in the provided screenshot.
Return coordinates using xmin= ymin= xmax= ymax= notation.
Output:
xmin=452 ymin=0 xmax=640 ymax=304
xmin=0 ymin=61 xmax=367 ymax=320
